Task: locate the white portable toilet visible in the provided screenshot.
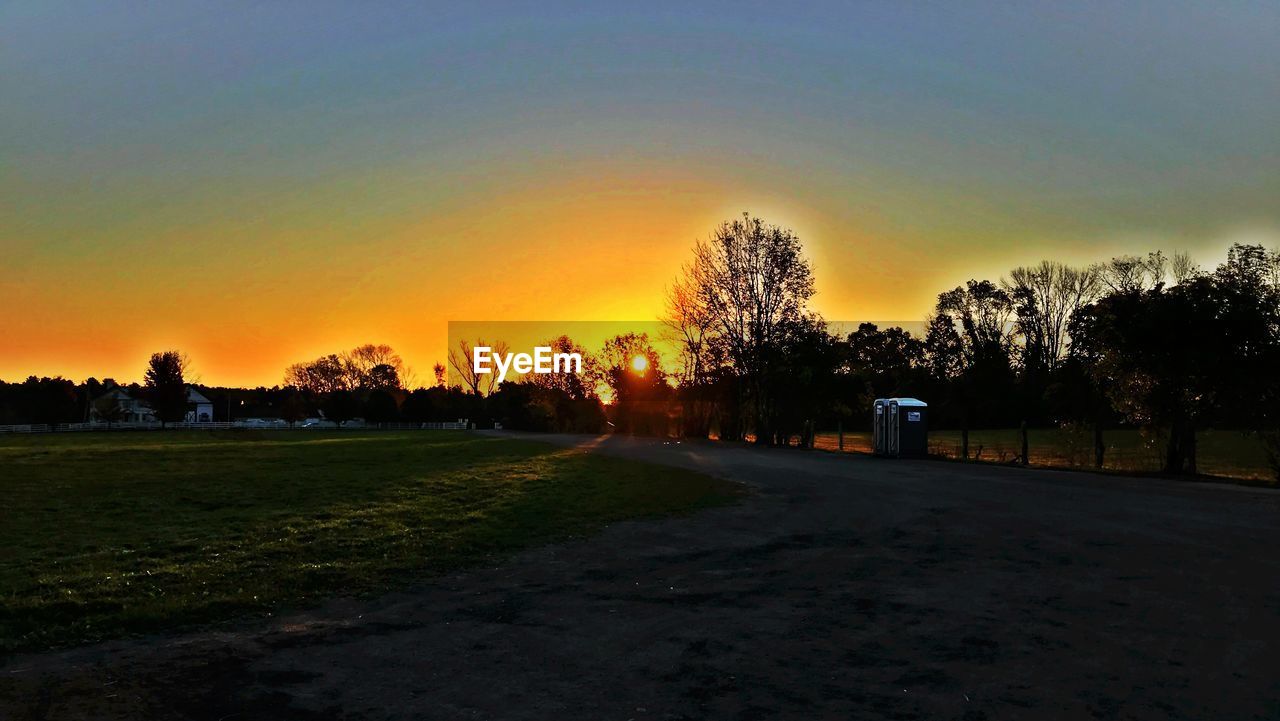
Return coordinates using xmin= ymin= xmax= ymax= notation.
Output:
xmin=873 ymin=398 xmax=929 ymax=457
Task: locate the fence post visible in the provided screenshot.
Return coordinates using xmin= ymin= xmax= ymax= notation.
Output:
xmin=1020 ymin=420 xmax=1029 ymax=466
xmin=1094 ymin=424 xmax=1105 ymax=469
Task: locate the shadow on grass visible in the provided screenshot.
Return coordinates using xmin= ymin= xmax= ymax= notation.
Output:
xmin=0 ymin=432 xmax=740 ymax=653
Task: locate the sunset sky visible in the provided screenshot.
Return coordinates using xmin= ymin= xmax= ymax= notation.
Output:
xmin=3 ymin=2 xmax=1277 ymax=386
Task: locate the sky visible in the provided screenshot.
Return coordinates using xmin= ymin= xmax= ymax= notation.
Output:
xmin=2 ymin=1 xmax=1278 ymax=386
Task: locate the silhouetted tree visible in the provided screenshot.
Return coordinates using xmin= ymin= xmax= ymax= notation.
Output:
xmin=285 ymin=354 xmax=348 ymax=395
xmin=1095 ymin=252 xmax=1168 ymax=294
xmin=366 ymin=363 xmax=401 ymax=391
xmin=3 ymin=376 xmax=82 ymax=426
xmin=766 ymin=315 xmax=844 ymax=446
xmin=1070 ymin=244 xmax=1280 ymax=474
xmin=143 ymin=351 xmax=189 ymax=426
xmin=663 ymin=269 xmax=715 ymax=386
xmin=400 ymin=388 xmax=433 ymax=424
xmin=448 ymin=339 xmax=508 ymax=396
xmin=595 ymin=333 xmax=669 ymax=435
xmin=285 ymin=344 xmax=410 ymax=395
xmin=1004 ymin=261 xmax=1099 ymax=374
xmin=926 ymin=280 xmax=1016 ymax=454
xmin=845 ymin=323 xmax=927 ymax=407
xmin=279 ymin=390 xmax=308 ymax=428
xmin=489 ymin=380 xmax=606 ymax=433
xmin=322 ymin=390 xmax=359 ymax=427
xmin=676 ymin=213 xmax=816 ymax=444
xmin=344 ymin=344 xmax=412 ymax=389
xmin=529 ymin=336 xmax=594 ymax=401
xmin=364 ymin=390 xmax=400 ymax=426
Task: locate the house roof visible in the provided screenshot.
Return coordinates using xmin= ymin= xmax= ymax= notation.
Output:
xmin=94 ymin=387 xmax=134 ymax=403
xmin=94 ymin=386 xmax=212 ymax=405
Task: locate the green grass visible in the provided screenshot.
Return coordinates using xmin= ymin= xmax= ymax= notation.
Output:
xmin=814 ymin=427 xmax=1275 ymax=481
xmin=0 ymin=431 xmax=739 ymax=653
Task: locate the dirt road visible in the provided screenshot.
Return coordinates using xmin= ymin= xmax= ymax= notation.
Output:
xmin=3 ymin=433 xmax=1278 ymax=720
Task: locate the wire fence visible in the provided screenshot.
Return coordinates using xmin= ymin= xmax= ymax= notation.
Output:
xmin=812 ymin=426 xmax=1274 ymax=481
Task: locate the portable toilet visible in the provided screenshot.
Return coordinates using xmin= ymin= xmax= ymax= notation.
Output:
xmin=872 ymin=399 xmax=889 ymax=455
xmin=886 ymin=398 xmax=928 ymax=457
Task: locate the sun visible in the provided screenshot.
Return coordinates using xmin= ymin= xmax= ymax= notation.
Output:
xmin=630 ymin=355 xmax=649 ymax=373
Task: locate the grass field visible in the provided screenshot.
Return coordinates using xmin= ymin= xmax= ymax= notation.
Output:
xmin=0 ymin=431 xmax=739 ymax=653
xmin=815 ymin=427 xmax=1275 ymax=481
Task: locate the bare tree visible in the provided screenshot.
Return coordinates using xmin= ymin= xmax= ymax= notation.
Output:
xmin=685 ymin=213 xmax=815 ymax=442
xmin=448 ymin=339 xmax=508 ymax=396
xmin=1170 ymin=251 xmax=1200 ymax=285
xmin=1004 ymin=261 xmax=1099 ymax=372
xmin=1096 ymin=251 xmax=1169 ymax=293
xmin=662 ymin=269 xmax=714 ymax=385
xmin=929 ymin=280 xmax=1017 ymax=369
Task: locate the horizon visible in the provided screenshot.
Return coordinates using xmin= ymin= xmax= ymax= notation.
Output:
xmin=3 ymin=2 xmax=1278 ymax=386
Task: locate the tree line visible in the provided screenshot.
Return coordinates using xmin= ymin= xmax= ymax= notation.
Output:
xmin=270 ymin=215 xmax=1280 ymax=477
xmin=4 ymin=214 xmax=1278 ymax=477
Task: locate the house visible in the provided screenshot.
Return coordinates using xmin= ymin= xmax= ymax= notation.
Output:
xmin=185 ymin=388 xmax=214 ymax=422
xmin=91 ymin=387 xmax=151 ymax=423
xmin=90 ymin=386 xmax=215 ymax=424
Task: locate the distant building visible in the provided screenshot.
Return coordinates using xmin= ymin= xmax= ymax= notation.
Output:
xmin=184 ymin=388 xmax=214 ymax=422
xmin=90 ymin=387 xmax=214 ymax=423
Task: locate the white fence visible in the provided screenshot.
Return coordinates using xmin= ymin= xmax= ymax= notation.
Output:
xmin=0 ymin=420 xmax=470 ymax=434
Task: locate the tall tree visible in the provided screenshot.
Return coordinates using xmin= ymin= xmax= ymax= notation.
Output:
xmin=143 ymin=351 xmax=189 ymax=426
xmin=1070 ymin=244 xmax=1280 ymax=474
xmin=1004 ymin=261 xmax=1099 ymax=373
xmin=682 ymin=213 xmax=815 ymax=444
xmin=662 ymin=270 xmax=715 ymax=386
xmin=925 ymin=280 xmax=1016 ymax=449
xmin=765 ymin=315 xmax=844 ymax=447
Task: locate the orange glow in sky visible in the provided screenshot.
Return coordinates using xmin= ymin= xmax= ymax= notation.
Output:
xmin=3 ymin=4 xmax=1276 ymax=386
